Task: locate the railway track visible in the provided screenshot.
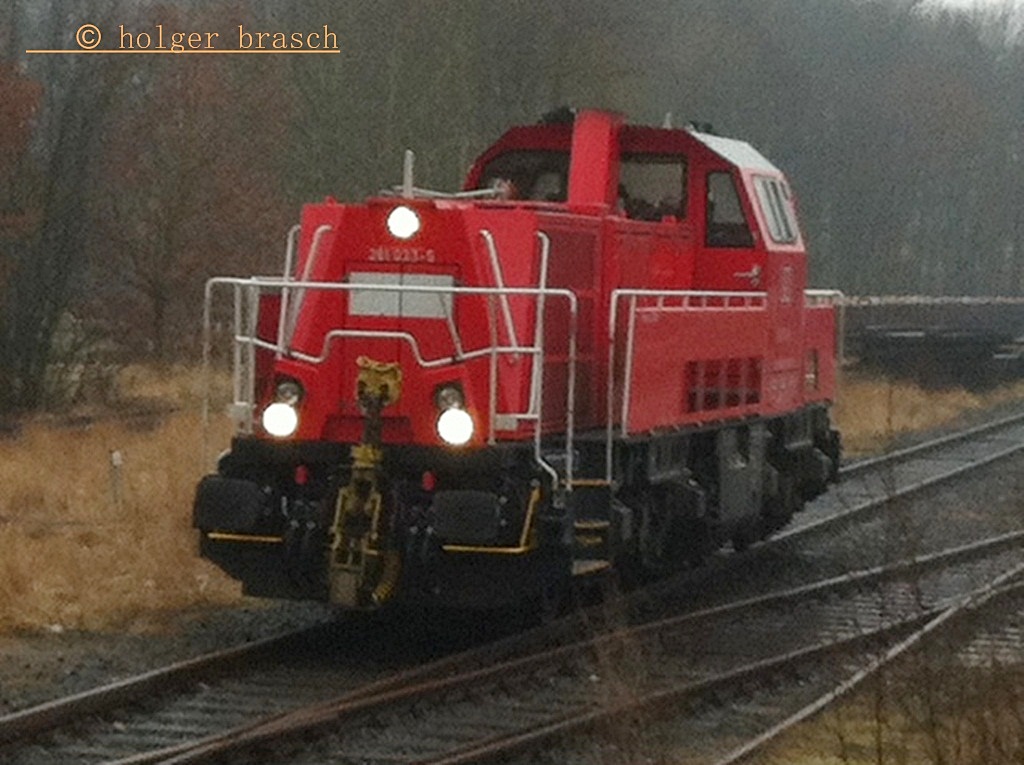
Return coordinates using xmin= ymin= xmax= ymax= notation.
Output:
xmin=121 ymin=533 xmax=1024 ymax=764
xmin=2 ymin=409 xmax=1023 ymax=764
xmin=0 ymin=614 xmax=555 ymax=765
xmin=622 ymin=408 xmax=1024 ymax=618
xmin=787 ymin=409 xmax=1024 ymax=539
xmin=707 ymin=568 xmax=1024 ymax=765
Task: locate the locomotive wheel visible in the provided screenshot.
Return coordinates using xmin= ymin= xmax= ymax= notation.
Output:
xmin=630 ymin=484 xmax=714 ymax=573
xmin=730 ymin=515 xmax=762 ymax=552
xmin=536 ymin=575 xmax=568 ymax=623
xmin=763 ymin=469 xmax=799 ymax=536
xmin=612 ymin=550 xmax=649 ymax=590
xmin=520 ymin=554 xmax=571 ymax=626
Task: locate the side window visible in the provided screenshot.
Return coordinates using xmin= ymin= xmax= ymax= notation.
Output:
xmin=706 ymin=172 xmax=754 ymax=248
xmin=618 ymin=154 xmax=686 ymax=221
xmin=754 ymin=177 xmax=798 ymax=244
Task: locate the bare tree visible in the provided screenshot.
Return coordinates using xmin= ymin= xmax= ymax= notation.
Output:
xmin=0 ymin=0 xmax=132 ymax=411
xmin=86 ymin=9 xmax=289 ymax=359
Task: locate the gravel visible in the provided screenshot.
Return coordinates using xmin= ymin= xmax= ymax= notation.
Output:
xmin=0 ymin=600 xmax=329 ymax=715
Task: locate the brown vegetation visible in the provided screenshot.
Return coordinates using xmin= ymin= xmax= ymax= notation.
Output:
xmin=835 ymin=374 xmax=1024 ymax=456
xmin=765 ymin=662 xmax=1024 ymax=764
xmin=0 ymin=365 xmax=241 ymax=633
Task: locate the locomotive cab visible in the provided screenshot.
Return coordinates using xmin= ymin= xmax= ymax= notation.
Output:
xmin=193 ymin=109 xmax=841 ymax=612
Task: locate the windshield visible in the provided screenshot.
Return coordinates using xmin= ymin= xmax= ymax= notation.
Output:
xmin=477 ymin=150 xmax=569 ymax=201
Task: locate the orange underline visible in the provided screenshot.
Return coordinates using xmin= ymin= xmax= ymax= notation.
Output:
xmin=26 ymin=48 xmax=340 ymax=54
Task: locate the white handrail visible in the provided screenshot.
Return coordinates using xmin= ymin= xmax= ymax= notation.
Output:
xmin=275 ymin=225 xmax=301 ymax=360
xmin=605 ymin=288 xmax=768 ymax=481
xmin=203 ymin=275 xmax=578 ymax=486
xmin=807 ymin=288 xmax=846 ymax=379
xmin=531 ymin=232 xmax=559 ymax=488
xmin=479 ymin=230 xmax=521 ymax=356
xmin=282 ymin=224 xmax=333 ymax=351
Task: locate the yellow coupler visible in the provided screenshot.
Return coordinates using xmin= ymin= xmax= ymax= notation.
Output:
xmin=328 ymin=357 xmax=402 ymax=607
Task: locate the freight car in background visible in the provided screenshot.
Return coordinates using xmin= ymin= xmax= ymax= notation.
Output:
xmin=193 ymin=109 xmax=842 ymax=616
xmin=842 ymin=296 xmax=1024 ymax=388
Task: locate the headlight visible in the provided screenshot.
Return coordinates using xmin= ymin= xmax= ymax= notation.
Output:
xmin=275 ymin=379 xmax=303 ymax=405
xmin=386 ymin=205 xmax=420 ymax=240
xmin=262 ymin=402 xmax=298 ymax=438
xmin=433 ymin=383 xmax=464 ymax=410
xmin=436 ymin=407 xmax=474 ymax=446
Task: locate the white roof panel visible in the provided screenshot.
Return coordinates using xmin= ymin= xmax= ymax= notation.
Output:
xmin=689 ymin=131 xmax=781 ymax=174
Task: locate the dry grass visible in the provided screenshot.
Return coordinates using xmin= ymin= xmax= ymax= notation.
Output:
xmin=116 ymin=363 xmax=219 ymax=408
xmin=0 ymin=412 xmax=242 ymax=633
xmin=0 ymin=366 xmax=242 ymax=634
xmin=762 ymin=665 xmax=1024 ymax=765
xmin=835 ymin=374 xmax=1024 ymax=456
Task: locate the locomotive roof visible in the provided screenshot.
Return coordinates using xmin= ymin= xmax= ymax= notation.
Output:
xmin=468 ymin=117 xmax=782 ymax=175
xmin=463 ymin=111 xmax=788 ymax=198
xmin=687 ymin=131 xmax=782 ymax=174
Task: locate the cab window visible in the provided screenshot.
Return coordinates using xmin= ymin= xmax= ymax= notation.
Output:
xmin=477 ymin=150 xmax=568 ymax=201
xmin=706 ymin=172 xmax=754 ymax=248
xmin=754 ymin=176 xmax=798 ymax=244
xmin=618 ymin=154 xmax=686 ymax=221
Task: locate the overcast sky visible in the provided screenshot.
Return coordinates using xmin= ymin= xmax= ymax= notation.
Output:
xmin=928 ymin=0 xmax=1021 ymax=8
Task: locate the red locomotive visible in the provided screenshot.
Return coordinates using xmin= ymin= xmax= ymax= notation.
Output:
xmin=193 ymin=109 xmax=841 ymax=613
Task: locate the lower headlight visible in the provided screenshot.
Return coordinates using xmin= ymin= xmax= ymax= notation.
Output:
xmin=436 ymin=407 xmax=474 ymax=446
xmin=262 ymin=402 xmax=299 ymax=438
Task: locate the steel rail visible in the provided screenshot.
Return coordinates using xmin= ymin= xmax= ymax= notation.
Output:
xmin=776 ymin=407 xmax=1024 ymax=544
xmin=0 ymin=606 xmax=586 ymax=762
xmin=107 ymin=530 xmax=1024 ymax=765
xmin=0 ymin=627 xmax=319 ymax=746
xmin=422 ymin=576 xmax=1024 ymax=765
xmin=839 ymin=407 xmax=1024 ymax=480
xmin=710 ymin=566 xmax=1024 ymax=765
xmin=416 ymin=622 xmax=933 ymax=765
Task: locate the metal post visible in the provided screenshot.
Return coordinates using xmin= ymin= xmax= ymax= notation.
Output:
xmin=479 ymin=230 xmax=521 ymax=356
xmin=620 ymin=294 xmax=638 ymax=436
xmin=487 ymin=294 xmax=499 ymax=445
xmin=284 ymin=224 xmax=333 ymax=351
xmin=565 ymin=292 xmax=578 ymax=487
xmin=402 ymin=149 xmax=414 ymax=199
xmin=276 ymin=224 xmax=301 ymax=358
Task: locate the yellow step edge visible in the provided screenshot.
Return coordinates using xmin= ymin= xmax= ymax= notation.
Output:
xmin=572 ymin=560 xmax=612 ymax=577
xmin=207 ymin=532 xmax=284 ymax=544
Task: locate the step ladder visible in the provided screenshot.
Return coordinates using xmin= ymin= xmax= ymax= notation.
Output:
xmin=566 ymin=480 xmax=613 ymax=578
